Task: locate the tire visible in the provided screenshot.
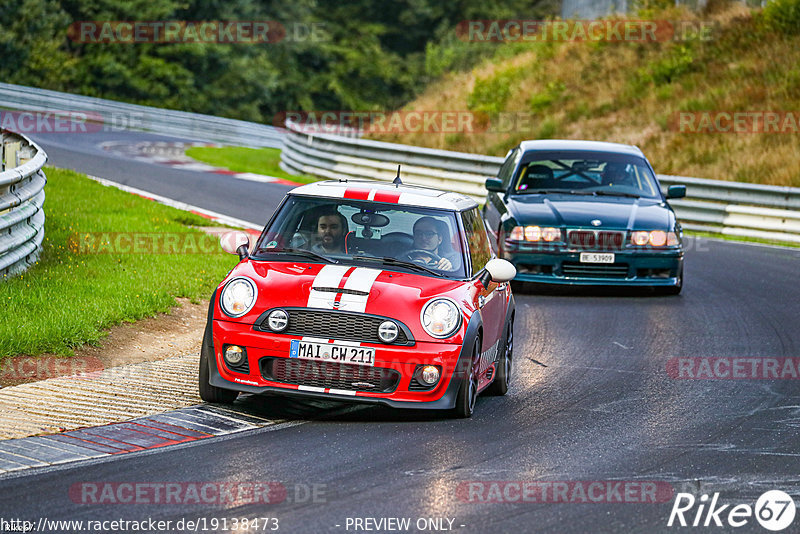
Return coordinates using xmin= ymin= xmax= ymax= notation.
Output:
xmin=198 ymin=328 xmax=239 ymax=404
xmin=655 ymin=264 xmax=683 ymax=296
xmin=453 ymin=337 xmax=480 ymax=418
xmin=486 ymin=316 xmax=514 ymax=396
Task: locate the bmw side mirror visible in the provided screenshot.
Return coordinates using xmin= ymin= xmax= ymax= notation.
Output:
xmin=483 ymin=258 xmax=516 ymax=286
xmin=485 ymin=178 xmax=505 ymax=192
xmin=666 ymin=185 xmax=686 ymax=199
xmin=220 ymin=231 xmax=250 ymax=260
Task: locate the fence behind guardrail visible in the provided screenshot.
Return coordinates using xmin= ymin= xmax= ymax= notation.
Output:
xmin=279 ymin=120 xmax=800 ymax=244
xmin=0 ymin=130 xmax=47 ymax=277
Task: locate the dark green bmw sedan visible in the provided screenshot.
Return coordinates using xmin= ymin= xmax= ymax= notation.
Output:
xmin=483 ymin=140 xmax=687 ymax=294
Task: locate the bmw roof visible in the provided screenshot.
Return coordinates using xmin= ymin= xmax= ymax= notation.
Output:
xmin=289 ymin=179 xmax=478 ymax=211
xmin=517 ymin=139 xmax=645 ymax=157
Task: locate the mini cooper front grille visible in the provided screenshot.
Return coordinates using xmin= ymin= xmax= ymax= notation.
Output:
xmin=261 ymin=358 xmax=400 ymax=393
xmin=567 ymin=230 xmax=624 ymax=251
xmin=255 ymin=309 xmax=412 ymax=345
xmin=562 ymin=262 xmax=629 ymax=278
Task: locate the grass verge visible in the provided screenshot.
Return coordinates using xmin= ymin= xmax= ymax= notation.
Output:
xmin=185 ymin=146 xmax=319 ymax=184
xmin=0 ymin=167 xmax=239 ymax=358
xmin=685 ymin=230 xmax=800 ymax=248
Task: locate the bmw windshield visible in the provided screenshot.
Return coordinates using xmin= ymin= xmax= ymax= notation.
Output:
xmin=510 ymin=151 xmax=662 ymax=200
xmin=252 ymin=195 xmax=467 ymax=278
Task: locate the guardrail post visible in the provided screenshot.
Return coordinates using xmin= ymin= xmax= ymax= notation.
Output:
xmin=4 ymin=140 xmax=20 ymax=170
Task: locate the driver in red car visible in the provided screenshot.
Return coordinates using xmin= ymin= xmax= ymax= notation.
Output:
xmin=408 ymin=216 xmax=459 ymax=271
xmin=311 ymin=210 xmax=347 ymax=254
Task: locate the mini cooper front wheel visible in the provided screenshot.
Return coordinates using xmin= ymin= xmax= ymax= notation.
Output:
xmin=486 ymin=316 xmax=514 ymax=396
xmin=453 ymin=337 xmax=480 ymax=418
xmin=198 ymin=328 xmax=239 ymax=404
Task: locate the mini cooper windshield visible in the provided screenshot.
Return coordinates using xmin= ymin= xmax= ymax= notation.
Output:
xmin=252 ymin=196 xmax=467 ymax=278
xmin=512 ymin=152 xmax=662 ymax=200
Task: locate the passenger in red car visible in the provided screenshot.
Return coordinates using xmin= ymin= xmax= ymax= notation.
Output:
xmin=409 ymin=217 xmax=458 ymax=271
xmin=312 ymin=211 xmax=347 ymax=253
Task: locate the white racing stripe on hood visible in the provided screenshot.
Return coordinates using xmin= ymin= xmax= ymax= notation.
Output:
xmin=338 ymin=267 xmax=382 ymax=313
xmin=308 ymin=265 xmax=351 ymax=309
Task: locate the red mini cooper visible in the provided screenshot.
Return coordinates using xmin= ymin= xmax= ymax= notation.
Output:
xmin=199 ymin=179 xmax=516 ymax=417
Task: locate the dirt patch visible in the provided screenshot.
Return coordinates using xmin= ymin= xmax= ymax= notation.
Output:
xmin=0 ymin=298 xmax=208 ymax=388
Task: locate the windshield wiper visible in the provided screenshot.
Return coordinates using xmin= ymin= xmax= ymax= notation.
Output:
xmin=522 ymin=189 xmax=595 ymax=195
xmin=595 ymin=190 xmax=641 ymax=198
xmin=355 ymin=256 xmax=441 ymax=277
xmin=261 ymin=248 xmax=338 ymax=263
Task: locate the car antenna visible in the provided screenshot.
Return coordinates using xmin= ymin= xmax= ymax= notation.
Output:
xmin=393 ymin=165 xmax=402 ymax=186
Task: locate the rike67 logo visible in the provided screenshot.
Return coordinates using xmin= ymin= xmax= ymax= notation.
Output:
xmin=668 ymin=490 xmax=796 ymax=531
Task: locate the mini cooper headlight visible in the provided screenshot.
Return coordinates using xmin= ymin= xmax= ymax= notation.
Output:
xmin=220 ymin=277 xmax=257 ymax=318
xmin=267 ymin=309 xmax=289 ymax=332
xmin=378 ymin=320 xmax=399 ymax=343
xmin=421 ymin=298 xmax=461 ymax=339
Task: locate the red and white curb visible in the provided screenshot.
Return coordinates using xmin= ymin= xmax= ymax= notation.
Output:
xmin=88 ymin=174 xmax=262 ymax=238
xmin=99 ymin=140 xmax=296 ymax=185
xmin=0 ymin=404 xmax=286 ymax=476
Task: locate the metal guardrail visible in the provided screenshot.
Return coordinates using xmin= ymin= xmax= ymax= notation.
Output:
xmin=0 ymin=83 xmax=284 ymax=148
xmin=280 ymin=120 xmax=800 ymax=243
xmin=0 ymin=130 xmax=47 ymax=277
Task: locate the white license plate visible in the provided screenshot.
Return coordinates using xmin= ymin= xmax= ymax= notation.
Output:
xmin=580 ymin=252 xmax=615 ymax=264
xmin=290 ymin=340 xmax=375 ymax=367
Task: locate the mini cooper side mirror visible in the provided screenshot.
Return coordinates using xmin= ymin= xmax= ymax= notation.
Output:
xmin=220 ymin=231 xmax=250 ymax=260
xmin=666 ymin=185 xmax=687 ymax=199
xmin=485 ymin=178 xmax=505 ymax=192
xmin=483 ymin=258 xmax=517 ymax=286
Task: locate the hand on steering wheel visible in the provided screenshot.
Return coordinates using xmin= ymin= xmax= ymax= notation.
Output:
xmin=402 ymin=249 xmax=452 ymax=270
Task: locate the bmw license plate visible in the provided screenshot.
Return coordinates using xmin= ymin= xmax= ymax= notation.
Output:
xmin=580 ymin=252 xmax=615 ymax=263
xmin=290 ymin=340 xmax=375 ymax=367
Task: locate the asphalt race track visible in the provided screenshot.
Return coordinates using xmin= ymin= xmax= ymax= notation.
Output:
xmin=29 ymin=128 xmax=291 ymax=227
xmin=3 ymin=129 xmax=799 ymax=533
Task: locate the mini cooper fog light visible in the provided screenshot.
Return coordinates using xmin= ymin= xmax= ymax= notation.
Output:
xmin=378 ymin=320 xmax=399 ymax=343
xmin=267 ymin=309 xmax=289 ymax=332
xmin=420 ymin=365 xmax=441 ymax=385
xmin=224 ymin=345 xmax=245 ymax=366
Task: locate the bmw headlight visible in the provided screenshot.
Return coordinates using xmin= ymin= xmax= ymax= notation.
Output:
xmin=220 ymin=277 xmax=257 ymax=318
xmin=421 ymin=298 xmax=461 ymax=339
xmin=631 ymin=230 xmax=680 ymax=247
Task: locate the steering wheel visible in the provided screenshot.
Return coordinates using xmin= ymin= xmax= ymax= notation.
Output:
xmin=402 ymin=249 xmax=441 ymax=267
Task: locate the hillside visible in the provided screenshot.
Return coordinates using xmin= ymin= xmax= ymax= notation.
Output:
xmin=375 ymin=1 xmax=800 ymax=187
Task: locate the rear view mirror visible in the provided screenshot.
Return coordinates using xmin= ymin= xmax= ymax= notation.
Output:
xmin=666 ymin=185 xmax=687 ymax=199
xmin=220 ymin=231 xmax=250 ymax=260
xmin=485 ymin=178 xmax=505 ymax=192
